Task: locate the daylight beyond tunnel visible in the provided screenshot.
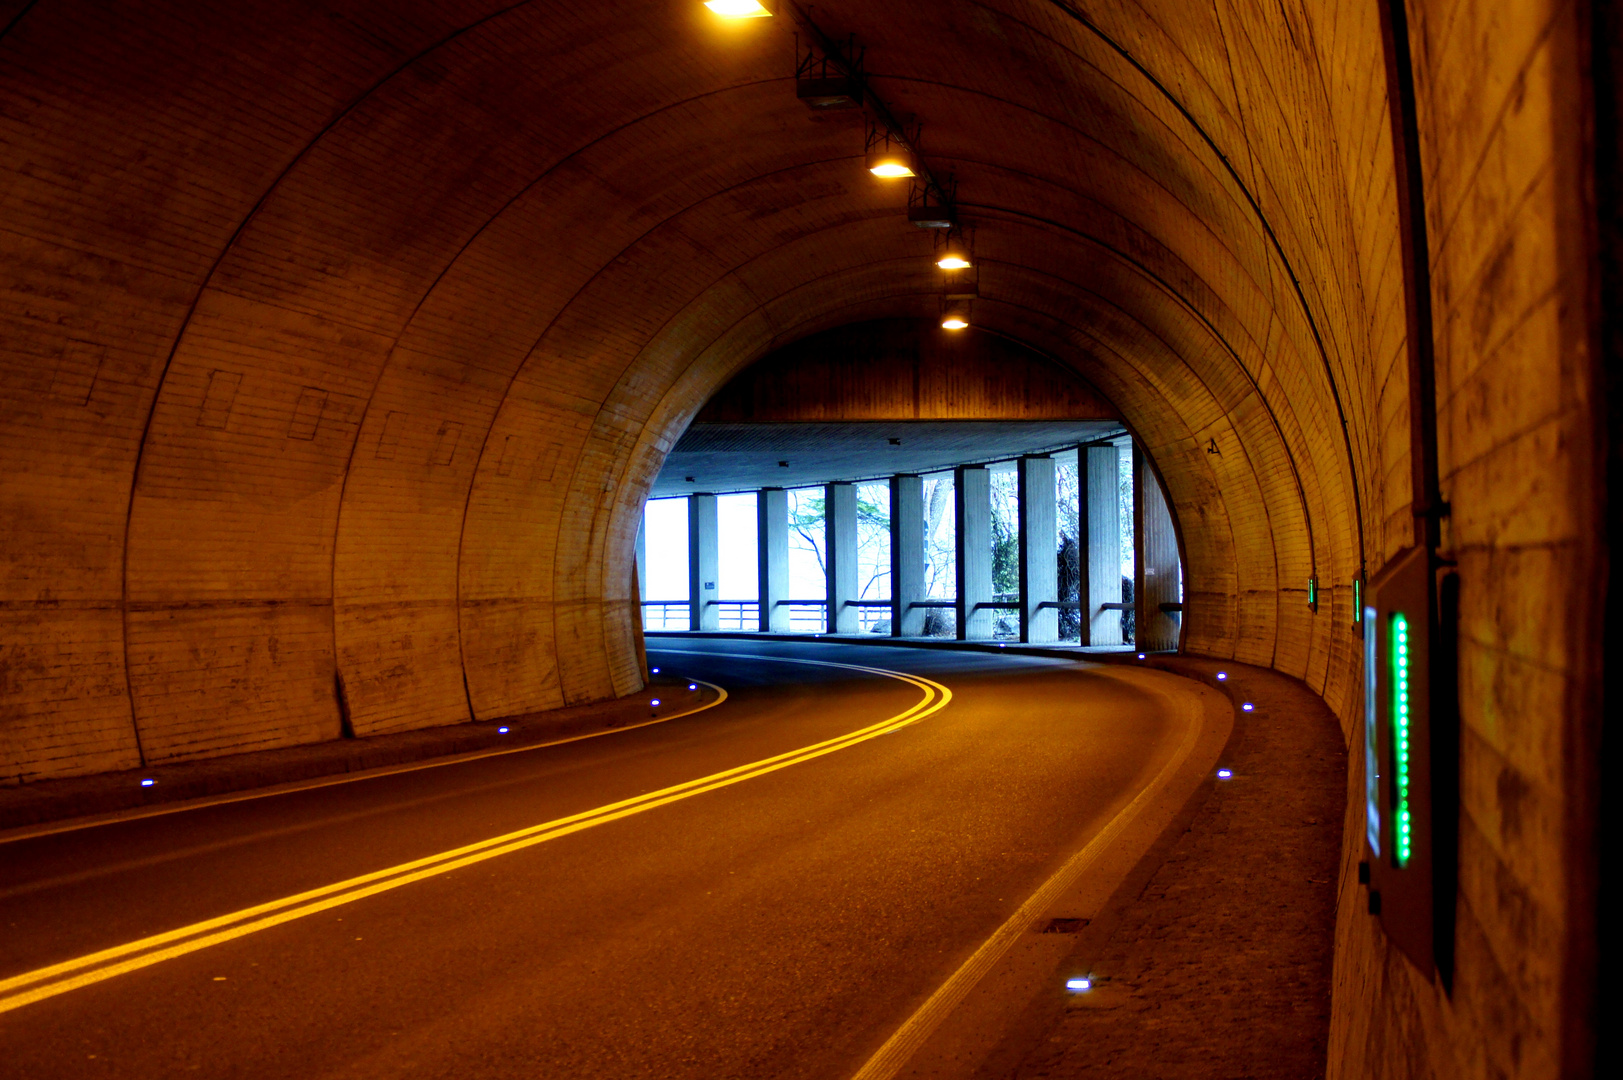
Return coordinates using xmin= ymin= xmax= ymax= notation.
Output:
xmin=640 ymin=317 xmax=1173 ymax=646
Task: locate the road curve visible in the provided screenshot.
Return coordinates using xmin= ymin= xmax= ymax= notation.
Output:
xmin=0 ymin=641 xmax=1206 ymax=1079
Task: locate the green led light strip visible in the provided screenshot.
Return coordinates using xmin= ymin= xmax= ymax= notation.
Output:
xmin=1391 ymin=612 xmax=1412 ymax=866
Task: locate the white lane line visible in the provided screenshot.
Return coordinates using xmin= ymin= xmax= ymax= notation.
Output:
xmin=0 ymin=654 xmax=951 ymax=1017
xmin=848 ymin=669 xmax=1209 ymax=1080
xmin=0 ymin=676 xmax=728 ymax=846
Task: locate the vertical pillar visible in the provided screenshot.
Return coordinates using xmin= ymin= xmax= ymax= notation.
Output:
xmin=1134 ymin=444 xmax=1181 ymax=651
xmin=826 ymin=483 xmax=858 ymax=633
xmin=955 ymin=465 xmax=992 ymax=640
xmin=1080 ymin=444 xmax=1122 ymax=645
xmin=688 ymin=493 xmax=718 ymax=632
xmin=757 ymin=488 xmax=789 ymax=632
xmin=635 ymin=517 xmax=647 ymax=604
xmin=890 ymin=475 xmax=925 ymax=636
xmin=1018 ymin=455 xmax=1058 ymax=643
xmin=630 ymin=555 xmax=649 ymax=682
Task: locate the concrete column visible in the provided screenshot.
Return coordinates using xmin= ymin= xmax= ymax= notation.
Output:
xmin=890 ymin=475 xmax=925 ymax=636
xmin=1080 ymin=444 xmax=1122 ymax=645
xmin=955 ymin=465 xmax=992 ymax=640
xmin=1018 ymin=455 xmax=1058 ymax=643
xmin=688 ymin=493 xmax=718 ymax=632
xmin=635 ymin=517 xmax=647 ymax=604
xmin=825 ymin=483 xmax=858 ymax=633
xmin=757 ymin=488 xmax=789 ymax=632
xmin=1133 ymin=444 xmax=1181 ymax=651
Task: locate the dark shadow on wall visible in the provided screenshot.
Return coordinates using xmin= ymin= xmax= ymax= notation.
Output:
xmin=1589 ymin=2 xmax=1620 ymax=1074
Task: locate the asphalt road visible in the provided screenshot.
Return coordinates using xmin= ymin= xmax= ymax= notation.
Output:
xmin=0 ymin=641 xmax=1188 ymax=1079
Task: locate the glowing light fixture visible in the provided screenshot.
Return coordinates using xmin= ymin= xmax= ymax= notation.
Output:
xmin=936 ymin=238 xmax=971 ymax=270
xmin=1217 ymin=769 xmax=1233 ymax=780
xmin=651 ymin=667 xmax=660 ymax=674
xmin=1137 ymin=653 xmax=1146 ymax=660
xmin=140 ymin=778 xmax=155 ymax=787
xmin=940 ymin=303 xmax=970 ymax=331
xmin=866 ymin=141 xmax=915 ymax=178
xmin=498 ymin=726 xmax=510 ymax=734
xmin=704 ymin=0 xmax=774 ymax=17
xmin=650 ymin=699 xmax=662 ymax=707
xmin=1216 ymin=672 xmax=1228 ymax=680
xmin=688 ymin=683 xmax=698 ymax=690
xmin=1242 ymin=702 xmax=1255 ymax=712
xmin=1065 ymin=977 xmax=1092 ymax=992
xmin=1391 ymin=612 xmax=1413 ymax=866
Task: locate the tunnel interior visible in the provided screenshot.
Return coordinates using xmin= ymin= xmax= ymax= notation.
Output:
xmin=641 ymin=316 xmax=1164 ymax=644
xmin=0 ymin=2 xmax=1605 ymax=1077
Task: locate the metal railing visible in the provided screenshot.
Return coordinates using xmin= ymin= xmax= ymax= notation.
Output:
xmin=848 ymin=599 xmax=890 ymax=633
xmin=781 ymin=600 xmax=828 ymax=633
xmin=640 ymin=600 xmax=689 ymax=631
xmin=714 ymin=601 xmax=759 ymax=630
xmin=642 ymin=596 xmax=1152 ymax=637
xmin=642 ymin=600 xmax=763 ymax=631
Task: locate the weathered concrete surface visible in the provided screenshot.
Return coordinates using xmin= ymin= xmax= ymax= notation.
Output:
xmin=0 ymin=678 xmax=708 ymax=835
xmin=990 ymin=655 xmax=1345 ymax=1080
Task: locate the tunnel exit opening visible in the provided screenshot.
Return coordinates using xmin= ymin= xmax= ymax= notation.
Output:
xmin=634 ymin=317 xmax=1183 ymax=651
xmin=638 ymin=429 xmax=1179 ymax=652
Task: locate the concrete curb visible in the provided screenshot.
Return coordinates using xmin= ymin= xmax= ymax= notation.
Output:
xmin=0 ymin=635 xmax=1162 ymax=836
xmin=0 ymin=678 xmax=706 ymax=836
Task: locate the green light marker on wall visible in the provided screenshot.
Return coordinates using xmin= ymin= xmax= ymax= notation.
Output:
xmin=1391 ymin=612 xmax=1413 ymax=866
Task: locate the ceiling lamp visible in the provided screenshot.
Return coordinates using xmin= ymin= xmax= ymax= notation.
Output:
xmin=704 ymin=0 xmax=775 ymax=17
xmin=936 ymin=237 xmax=972 ymax=270
xmin=941 ymin=304 xmax=970 ymax=331
xmin=865 ymin=130 xmax=915 ymax=179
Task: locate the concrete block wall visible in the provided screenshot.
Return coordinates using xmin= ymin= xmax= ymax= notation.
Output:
xmin=0 ymin=2 xmax=1603 ymax=1075
xmin=1325 ymin=2 xmax=1602 ymax=1077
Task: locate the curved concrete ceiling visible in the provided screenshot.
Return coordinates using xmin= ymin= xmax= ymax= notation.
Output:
xmin=0 ymin=0 xmax=1407 ymax=767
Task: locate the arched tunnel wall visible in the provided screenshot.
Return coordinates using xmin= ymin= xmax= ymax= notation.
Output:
xmin=0 ymin=3 xmax=1602 ymax=1077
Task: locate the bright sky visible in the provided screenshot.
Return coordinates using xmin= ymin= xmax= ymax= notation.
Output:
xmin=642 ymin=497 xmax=688 ymax=601
xmin=643 ymin=442 xmax=1145 ymax=606
xmin=717 ymin=493 xmax=757 ymax=600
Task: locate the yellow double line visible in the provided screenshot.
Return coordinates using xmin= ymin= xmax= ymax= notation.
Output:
xmin=0 ymin=653 xmax=950 ymax=1016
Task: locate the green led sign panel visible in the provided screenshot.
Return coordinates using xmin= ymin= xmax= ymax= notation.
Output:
xmin=1363 ymin=546 xmax=1454 ymax=980
xmin=1391 ymin=612 xmax=1412 ymax=866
